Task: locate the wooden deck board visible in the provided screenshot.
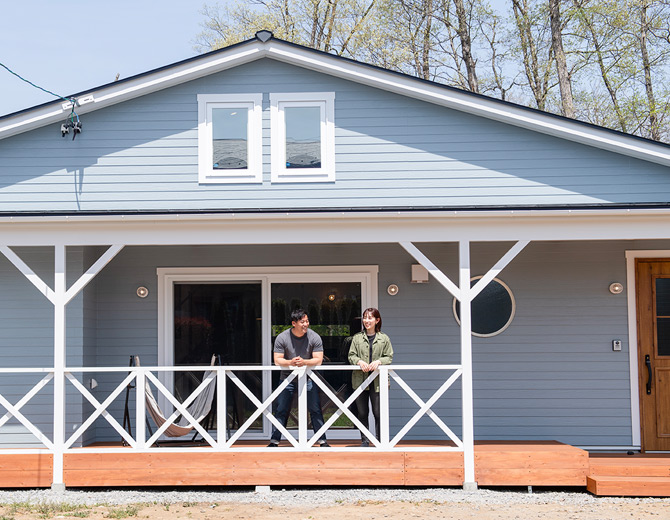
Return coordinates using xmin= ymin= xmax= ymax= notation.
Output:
xmin=0 ymin=454 xmax=52 ymax=488
xmin=6 ymin=442 xmax=670 ymax=495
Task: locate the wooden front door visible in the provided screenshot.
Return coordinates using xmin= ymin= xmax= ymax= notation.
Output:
xmin=637 ymin=259 xmax=670 ymax=451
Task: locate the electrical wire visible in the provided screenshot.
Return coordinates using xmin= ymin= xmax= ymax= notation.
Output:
xmin=0 ymin=61 xmax=76 ymax=105
xmin=1 ymin=60 xmax=82 ymax=139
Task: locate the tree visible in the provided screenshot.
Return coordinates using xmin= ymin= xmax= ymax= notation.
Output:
xmin=549 ymin=0 xmax=575 ymax=117
xmin=196 ymin=0 xmax=670 ymax=142
xmin=510 ymin=0 xmax=555 ymax=111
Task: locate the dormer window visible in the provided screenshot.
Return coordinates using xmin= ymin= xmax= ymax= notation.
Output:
xmin=270 ymin=92 xmax=335 ymax=183
xmin=197 ymin=94 xmax=262 ymax=183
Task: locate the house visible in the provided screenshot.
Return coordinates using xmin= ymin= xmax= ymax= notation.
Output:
xmin=1 ymin=30 xmax=670 ymax=495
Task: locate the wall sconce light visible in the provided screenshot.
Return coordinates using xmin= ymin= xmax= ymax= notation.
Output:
xmin=136 ymin=286 xmax=149 ymax=298
xmin=387 ymin=284 xmax=399 ymax=296
xmin=411 ymin=264 xmax=429 ymax=283
xmin=328 ymin=294 xmax=336 ymax=301
xmin=609 ymin=282 xmax=624 ymax=295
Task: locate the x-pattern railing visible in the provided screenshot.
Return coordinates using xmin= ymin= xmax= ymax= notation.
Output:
xmin=0 ymin=369 xmax=54 ymax=450
xmin=0 ymin=364 xmax=463 ymax=452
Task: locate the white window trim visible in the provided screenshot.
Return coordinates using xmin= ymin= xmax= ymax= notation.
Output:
xmin=197 ymin=94 xmax=263 ymax=184
xmin=157 ymin=265 xmax=378 ymax=439
xmin=270 ymin=92 xmax=335 ymax=183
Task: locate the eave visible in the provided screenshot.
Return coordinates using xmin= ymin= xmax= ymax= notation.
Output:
xmin=1 ymin=34 xmax=670 ymax=168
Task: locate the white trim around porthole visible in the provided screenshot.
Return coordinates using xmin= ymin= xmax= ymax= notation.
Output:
xmin=452 ymin=275 xmax=516 ymax=338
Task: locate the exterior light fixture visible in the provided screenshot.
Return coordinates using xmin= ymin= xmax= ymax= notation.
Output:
xmin=136 ymin=286 xmax=149 ymax=298
xmin=609 ymin=282 xmax=624 ymax=295
xmin=328 ymin=294 xmax=336 ymax=301
xmin=387 ymin=284 xmax=399 ymax=296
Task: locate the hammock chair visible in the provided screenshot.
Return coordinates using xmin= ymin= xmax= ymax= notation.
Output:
xmin=123 ymin=354 xmax=218 ymax=442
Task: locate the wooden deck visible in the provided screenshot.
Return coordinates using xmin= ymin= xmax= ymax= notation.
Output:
xmin=0 ymin=440 xmax=580 ymax=489
xmin=3 ymin=442 xmax=670 ymax=496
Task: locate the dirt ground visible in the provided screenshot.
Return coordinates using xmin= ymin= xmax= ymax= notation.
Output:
xmin=2 ymin=500 xmax=670 ymax=520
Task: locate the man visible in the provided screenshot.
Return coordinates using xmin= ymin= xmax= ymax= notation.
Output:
xmin=268 ymin=308 xmax=330 ymax=447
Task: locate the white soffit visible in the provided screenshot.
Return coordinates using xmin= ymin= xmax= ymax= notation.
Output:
xmin=1 ymin=37 xmax=670 ymax=168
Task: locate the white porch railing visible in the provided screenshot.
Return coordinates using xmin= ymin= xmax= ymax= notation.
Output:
xmin=0 ymin=364 xmax=466 ymax=487
xmin=0 ymin=364 xmax=463 ymax=451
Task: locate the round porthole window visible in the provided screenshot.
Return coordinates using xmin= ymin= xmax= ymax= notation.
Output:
xmin=453 ymin=276 xmax=515 ymax=337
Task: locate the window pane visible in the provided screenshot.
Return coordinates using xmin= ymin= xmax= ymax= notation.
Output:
xmin=657 ymin=318 xmax=670 ymax=356
xmin=656 ymin=278 xmax=670 ymax=316
xmin=174 ymin=283 xmax=262 ymax=431
xmin=455 ymin=279 xmax=514 ymax=336
xmin=285 ymin=106 xmax=321 ymax=169
xmin=212 ymin=108 xmax=248 ymax=169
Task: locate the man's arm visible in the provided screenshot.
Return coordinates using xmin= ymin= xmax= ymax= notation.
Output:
xmin=302 ymin=351 xmax=323 ymax=366
xmin=273 ymin=351 xmax=293 ymax=367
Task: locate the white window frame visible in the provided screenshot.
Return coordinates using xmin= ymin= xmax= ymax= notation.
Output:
xmin=157 ymin=265 xmax=378 ymax=439
xmin=270 ymin=92 xmax=335 ymax=183
xmin=197 ymin=94 xmax=263 ymax=184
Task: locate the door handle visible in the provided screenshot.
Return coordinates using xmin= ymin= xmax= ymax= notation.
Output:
xmin=646 ymin=354 xmax=652 ymax=395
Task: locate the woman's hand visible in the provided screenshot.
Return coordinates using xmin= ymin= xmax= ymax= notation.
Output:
xmin=358 ymin=359 xmax=369 ymax=372
xmin=368 ymin=360 xmax=381 ymax=371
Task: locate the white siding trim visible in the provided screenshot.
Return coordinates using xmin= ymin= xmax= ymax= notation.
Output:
xmin=264 ymin=43 xmax=670 ymax=168
xmin=3 ymin=210 xmax=670 ymax=247
xmin=3 ymin=39 xmax=670 ymax=167
xmin=270 ymin=92 xmax=335 ymax=183
xmin=624 ymin=250 xmax=670 ymax=449
xmin=197 ymin=94 xmax=263 ymax=184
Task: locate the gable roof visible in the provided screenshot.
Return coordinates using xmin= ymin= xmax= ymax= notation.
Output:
xmin=2 ymin=30 xmax=670 ymax=168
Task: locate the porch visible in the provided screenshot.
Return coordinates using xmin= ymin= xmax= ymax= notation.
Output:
xmin=7 ymin=441 xmax=670 ymax=497
xmin=2 ymin=214 xmax=669 ymax=494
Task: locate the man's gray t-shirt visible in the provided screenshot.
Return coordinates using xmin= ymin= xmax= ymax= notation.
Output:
xmin=273 ymin=328 xmax=323 ymax=379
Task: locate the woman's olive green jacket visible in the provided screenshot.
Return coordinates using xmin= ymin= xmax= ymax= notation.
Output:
xmin=347 ymin=331 xmax=393 ymax=391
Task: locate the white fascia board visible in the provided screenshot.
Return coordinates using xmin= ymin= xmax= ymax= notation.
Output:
xmin=2 ymin=209 xmax=670 ymax=246
xmin=0 ymin=45 xmax=267 ymax=140
xmin=3 ymin=37 xmax=670 ymax=167
xmin=264 ymin=43 xmax=670 ymax=168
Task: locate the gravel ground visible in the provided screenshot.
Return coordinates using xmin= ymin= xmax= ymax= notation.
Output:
xmin=0 ymin=487 xmax=668 ymax=507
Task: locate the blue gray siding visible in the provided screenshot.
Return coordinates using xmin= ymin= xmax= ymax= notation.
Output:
xmin=1 ymin=59 xmax=669 ymax=212
xmin=79 ymin=240 xmax=640 ymax=447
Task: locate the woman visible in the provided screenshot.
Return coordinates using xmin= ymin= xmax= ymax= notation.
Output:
xmin=348 ymin=307 xmax=393 ymax=447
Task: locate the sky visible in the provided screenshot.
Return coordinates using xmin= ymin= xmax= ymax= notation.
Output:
xmin=0 ymin=1 xmax=208 ymax=117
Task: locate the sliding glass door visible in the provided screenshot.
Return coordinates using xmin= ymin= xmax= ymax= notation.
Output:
xmin=173 ymin=282 xmax=263 ymax=432
xmin=160 ymin=266 xmax=377 ymax=439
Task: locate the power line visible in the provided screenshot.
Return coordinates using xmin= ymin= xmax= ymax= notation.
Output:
xmin=0 ymin=61 xmax=75 ymax=104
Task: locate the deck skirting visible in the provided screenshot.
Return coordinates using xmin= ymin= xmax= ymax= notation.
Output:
xmin=0 ymin=440 xmax=587 ymax=489
xmin=5 ymin=442 xmax=670 ymax=496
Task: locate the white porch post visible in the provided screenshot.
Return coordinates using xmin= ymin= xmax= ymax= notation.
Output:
xmin=0 ymin=243 xmax=125 ymax=489
xmin=459 ymin=240 xmax=476 ymax=490
xmin=52 ymin=244 xmax=66 ymax=491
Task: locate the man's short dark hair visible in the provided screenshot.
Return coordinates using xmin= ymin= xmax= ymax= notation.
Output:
xmin=291 ymin=308 xmax=308 ymax=323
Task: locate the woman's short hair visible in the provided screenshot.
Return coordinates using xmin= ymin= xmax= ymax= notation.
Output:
xmin=363 ymin=307 xmax=382 ymax=332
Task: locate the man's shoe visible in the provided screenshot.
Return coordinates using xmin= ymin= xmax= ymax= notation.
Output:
xmin=319 ymin=441 xmax=331 ymax=447
xmin=360 ymin=439 xmax=370 ymax=447
xmin=267 ymin=441 xmax=279 ymax=447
